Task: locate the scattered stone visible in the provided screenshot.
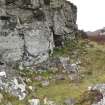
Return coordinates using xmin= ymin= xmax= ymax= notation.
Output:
xmin=65 ymin=63 xmax=79 ymax=74
xmin=10 ymin=77 xmax=26 ymax=100
xmin=68 ymin=74 xmax=78 ymax=81
xmin=28 ymin=98 xmax=40 ymax=105
xmin=43 ymin=96 xmax=56 ymax=105
xmin=48 ymin=76 xmax=53 ymax=80
xmin=46 ymin=100 xmax=56 ymax=105
xmin=55 ymin=74 xmax=65 ymax=80
xmin=34 ymin=76 xmax=44 ymax=81
xmin=64 ymin=98 xmax=76 ymax=105
xmin=25 ymin=78 xmax=32 ymax=83
xmin=0 ymin=71 xmax=6 ymax=78
xmin=59 ymin=57 xmax=80 ymax=74
xmin=59 ymin=57 xmax=70 ymax=67
xmin=41 ymin=80 xmax=50 ymax=87
xmin=92 ymin=84 xmax=105 ymax=93
xmin=19 ymin=63 xmax=24 ymax=70
xmin=18 ymin=92 xmax=26 ymax=100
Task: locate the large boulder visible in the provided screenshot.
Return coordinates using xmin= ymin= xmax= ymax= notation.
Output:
xmin=0 ymin=0 xmax=77 ymax=66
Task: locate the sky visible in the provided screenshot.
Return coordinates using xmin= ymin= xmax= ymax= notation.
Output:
xmin=69 ymin=0 xmax=105 ymax=31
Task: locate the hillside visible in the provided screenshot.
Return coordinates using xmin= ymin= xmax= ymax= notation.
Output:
xmin=0 ymin=40 xmax=105 ymax=105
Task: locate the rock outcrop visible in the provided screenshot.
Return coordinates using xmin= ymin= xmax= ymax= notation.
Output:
xmin=0 ymin=0 xmax=77 ymax=67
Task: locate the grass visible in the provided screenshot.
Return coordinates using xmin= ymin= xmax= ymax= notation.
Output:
xmin=1 ymin=40 xmax=105 ymax=105
xmin=35 ymin=41 xmax=105 ymax=104
xmin=36 ymin=81 xmax=86 ymax=103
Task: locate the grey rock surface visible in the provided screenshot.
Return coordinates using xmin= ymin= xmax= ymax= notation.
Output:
xmin=0 ymin=0 xmax=77 ymax=66
xmin=0 ymin=75 xmax=26 ymax=100
xmin=91 ymin=84 xmax=105 ymax=105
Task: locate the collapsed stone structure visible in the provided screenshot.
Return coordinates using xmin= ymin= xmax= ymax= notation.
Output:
xmin=0 ymin=0 xmax=77 ymax=67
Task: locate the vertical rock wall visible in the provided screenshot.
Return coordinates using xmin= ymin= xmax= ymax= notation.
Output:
xmin=0 ymin=0 xmax=77 ymax=66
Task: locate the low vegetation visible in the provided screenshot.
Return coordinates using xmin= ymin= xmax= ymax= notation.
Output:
xmin=1 ymin=40 xmax=105 ymax=105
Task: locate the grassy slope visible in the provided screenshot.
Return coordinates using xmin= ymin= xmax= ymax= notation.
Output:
xmin=1 ymin=40 xmax=105 ymax=105
xmin=36 ymin=41 xmax=105 ymax=104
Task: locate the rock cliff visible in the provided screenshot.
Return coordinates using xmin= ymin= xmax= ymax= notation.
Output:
xmin=0 ymin=0 xmax=77 ymax=67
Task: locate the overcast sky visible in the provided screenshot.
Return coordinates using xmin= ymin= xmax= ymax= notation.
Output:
xmin=69 ymin=0 xmax=105 ymax=31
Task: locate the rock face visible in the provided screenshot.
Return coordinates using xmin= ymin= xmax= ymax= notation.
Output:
xmin=0 ymin=0 xmax=77 ymax=66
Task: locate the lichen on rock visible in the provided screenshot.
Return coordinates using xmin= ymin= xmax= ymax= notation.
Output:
xmin=0 ymin=0 xmax=77 ymax=66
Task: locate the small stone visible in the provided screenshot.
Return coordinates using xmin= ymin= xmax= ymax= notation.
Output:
xmin=43 ymin=97 xmax=56 ymax=105
xmin=0 ymin=71 xmax=6 ymax=78
xmin=26 ymin=78 xmax=32 ymax=83
xmin=28 ymin=98 xmax=40 ymax=105
xmin=18 ymin=92 xmax=26 ymax=100
xmin=50 ymin=67 xmax=58 ymax=73
xmin=9 ymin=77 xmax=26 ymax=100
xmin=68 ymin=74 xmax=78 ymax=81
xmin=19 ymin=63 xmax=24 ymax=70
xmin=48 ymin=76 xmax=53 ymax=80
xmin=34 ymin=76 xmax=44 ymax=81
xmin=55 ymin=74 xmax=65 ymax=80
xmin=29 ymin=86 xmax=33 ymax=90
xmin=41 ymin=80 xmax=50 ymax=87
xmin=46 ymin=100 xmax=56 ymax=105
xmin=64 ymin=98 xmax=76 ymax=105
xmin=59 ymin=57 xmax=80 ymax=74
